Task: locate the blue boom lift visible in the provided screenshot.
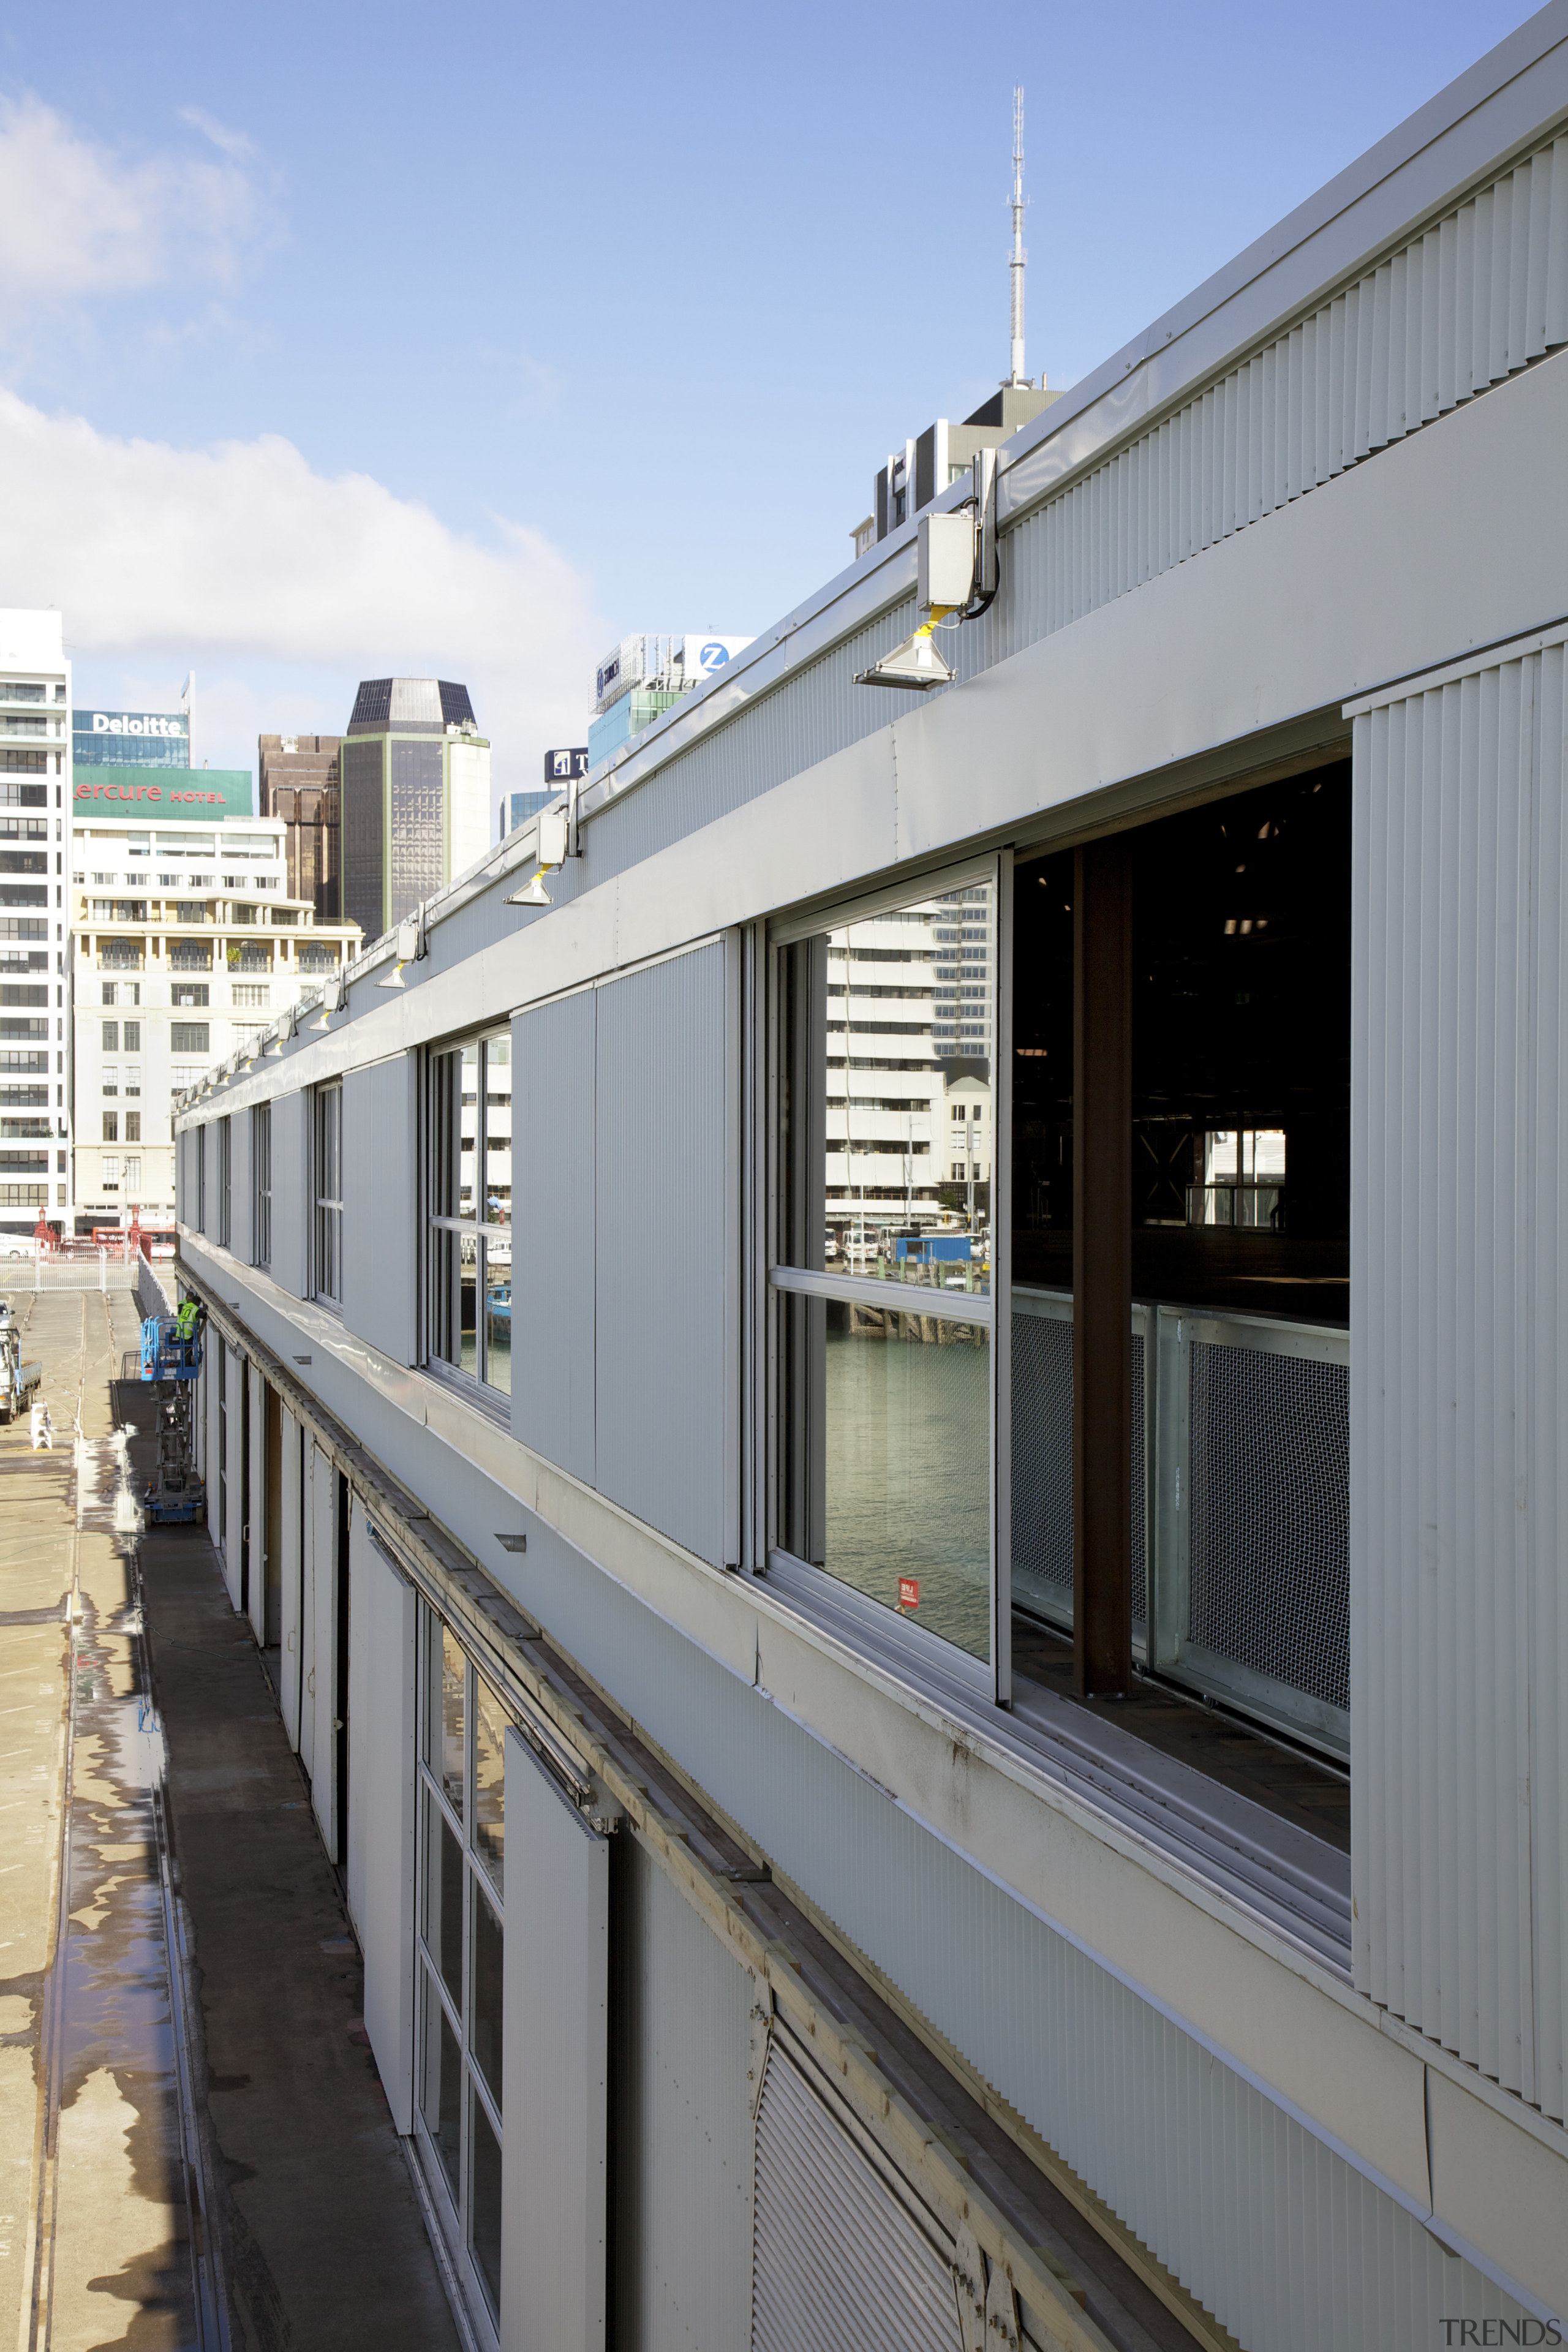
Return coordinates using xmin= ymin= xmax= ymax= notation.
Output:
xmin=139 ymin=1297 xmax=207 ymax=1524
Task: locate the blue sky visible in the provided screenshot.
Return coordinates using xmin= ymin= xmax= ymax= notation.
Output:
xmin=0 ymin=0 xmax=1540 ymax=806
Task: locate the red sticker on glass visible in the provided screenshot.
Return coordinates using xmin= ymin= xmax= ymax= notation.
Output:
xmin=898 ymin=1577 xmax=920 ymax=1610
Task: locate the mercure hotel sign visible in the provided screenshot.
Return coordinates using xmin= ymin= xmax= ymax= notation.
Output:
xmin=73 ymin=767 xmax=254 ymax=819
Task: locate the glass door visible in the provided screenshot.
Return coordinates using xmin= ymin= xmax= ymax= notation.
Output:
xmin=415 ymin=1609 xmax=508 ymax=2336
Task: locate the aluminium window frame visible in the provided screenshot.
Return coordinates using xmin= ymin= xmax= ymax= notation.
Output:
xmin=252 ymin=1101 xmax=271 ymax=1270
xmin=216 ymin=1114 xmax=232 ymax=1248
xmin=412 ymin=1600 xmax=506 ymax=2347
xmin=761 ymin=851 xmax=1012 ymax=1708
xmin=312 ymin=1080 xmax=343 ymax=1308
xmin=420 ymin=1028 xmax=513 ymax=1405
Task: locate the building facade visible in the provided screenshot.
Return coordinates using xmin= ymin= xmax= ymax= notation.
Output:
xmin=498 ymin=790 xmax=552 ymax=841
xmin=73 ymin=812 xmax=358 ymax=1227
xmin=587 ymin=634 xmax=753 ymax=769
xmin=0 ymin=611 xmax=70 ymax=1240
xmin=340 ymin=679 xmax=489 ymax=944
xmin=173 ymin=20 xmax=1568 ymax=2349
xmin=72 ymin=704 xmax=191 ymax=768
xmin=258 ymin=734 xmax=342 ymax=919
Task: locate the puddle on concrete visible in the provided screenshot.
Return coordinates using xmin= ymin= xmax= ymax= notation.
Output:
xmin=48 ymin=1425 xmax=199 ymax=2349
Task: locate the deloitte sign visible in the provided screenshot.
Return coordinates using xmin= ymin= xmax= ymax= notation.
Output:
xmin=74 ymin=767 xmax=254 ymax=820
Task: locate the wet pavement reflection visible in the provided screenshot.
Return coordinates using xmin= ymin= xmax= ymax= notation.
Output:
xmin=3 ymin=1287 xmax=458 ymax=2352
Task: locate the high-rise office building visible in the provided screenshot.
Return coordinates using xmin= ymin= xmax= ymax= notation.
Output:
xmin=499 ymin=790 xmax=552 ymax=840
xmin=258 ymin=734 xmax=342 ymax=918
xmin=0 ymin=610 xmax=70 ymax=1241
xmin=339 ymin=679 xmax=489 ymax=942
xmin=69 ymin=807 xmax=360 ymax=1228
xmin=587 ymin=635 xmax=752 ymax=768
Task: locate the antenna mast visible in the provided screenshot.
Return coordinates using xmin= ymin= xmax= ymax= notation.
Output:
xmin=1007 ymin=85 xmax=1028 ymax=387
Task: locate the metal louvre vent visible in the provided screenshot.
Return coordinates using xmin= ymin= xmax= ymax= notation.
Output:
xmin=752 ymin=2035 xmax=959 ymax=2352
xmin=1011 ymin=1303 xmax=1146 ymax=1626
xmin=1188 ymin=1341 xmax=1349 ymax=1713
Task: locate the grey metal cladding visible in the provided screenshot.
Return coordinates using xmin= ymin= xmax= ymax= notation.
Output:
xmin=612 ymin=1837 xmax=753 ymax=2347
xmin=579 ymin=126 xmax=1568 ymax=893
xmin=268 ymin=1090 xmax=309 ymax=1299
xmin=342 ymin=1057 xmax=416 ymax=1365
xmin=753 ymin=2034 xmax=958 ymax=2352
xmin=511 ymin=991 xmax=595 ymax=1481
xmin=1352 ymin=636 xmax=1568 ymax=2127
xmin=594 ymin=943 xmax=728 ymax=1566
xmin=487 ymin=1515 xmax=1522 ymax=2352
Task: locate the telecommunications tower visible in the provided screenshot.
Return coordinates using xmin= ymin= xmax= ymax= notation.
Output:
xmin=1006 ymin=85 xmax=1029 ymax=387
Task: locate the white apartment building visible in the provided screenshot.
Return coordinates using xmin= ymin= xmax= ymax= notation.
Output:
xmin=0 ymin=609 xmax=71 ymax=1241
xmin=824 ymin=884 xmax=993 ymax=1250
xmin=71 ymin=813 xmax=360 ymax=1225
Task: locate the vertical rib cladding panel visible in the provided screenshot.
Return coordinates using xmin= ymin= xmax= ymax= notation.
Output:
xmin=495 ymin=1531 xmax=1523 ymax=2351
xmin=594 ymin=944 xmax=728 ymax=1566
xmin=1352 ymin=646 xmax=1567 ymax=2128
xmin=511 ymin=992 xmax=596 ymax=1484
xmin=752 ymin=2039 xmax=958 ymax=2352
xmin=269 ymin=1090 xmax=308 ymax=1300
xmin=582 ymin=134 xmax=1566 ymax=885
xmin=341 ymin=1057 xmax=416 ymax=1365
xmin=988 ymin=134 xmax=1568 ymax=670
xmin=612 ymin=1837 xmax=753 ymax=2352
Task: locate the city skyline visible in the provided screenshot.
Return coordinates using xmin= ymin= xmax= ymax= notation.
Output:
xmin=0 ymin=0 xmax=1532 ymax=793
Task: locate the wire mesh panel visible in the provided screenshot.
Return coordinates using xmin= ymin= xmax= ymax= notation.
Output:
xmin=1011 ymin=1303 xmax=1072 ymax=1604
xmin=1011 ymin=1291 xmax=1147 ymax=1631
xmin=1186 ymin=1336 xmax=1349 ymax=1714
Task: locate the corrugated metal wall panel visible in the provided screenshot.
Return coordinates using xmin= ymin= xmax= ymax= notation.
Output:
xmin=269 ymin=1091 xmax=308 ymax=1300
xmin=511 ymin=992 xmax=596 ymax=1483
xmin=1351 ymin=639 xmax=1568 ymax=2128
xmin=611 ymin=1836 xmax=753 ymax=2351
xmin=979 ymin=134 xmax=1568 ymax=674
xmin=752 ymin=2034 xmax=959 ymax=2352
xmin=583 ymin=132 xmax=1567 ymax=887
xmin=489 ymin=1531 xmax=1525 ymax=2350
xmin=594 ymin=944 xmax=729 ymax=1566
xmin=342 ymin=1057 xmax=416 ymax=1365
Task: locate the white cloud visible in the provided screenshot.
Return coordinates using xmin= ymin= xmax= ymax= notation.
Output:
xmin=0 ymin=93 xmax=264 ymax=307
xmin=0 ymin=390 xmax=601 ymax=786
xmin=176 ymin=106 xmax=256 ymax=164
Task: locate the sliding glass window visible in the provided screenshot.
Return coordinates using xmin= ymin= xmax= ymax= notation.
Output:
xmin=1007 ymin=766 xmax=1352 ymax=1755
xmin=771 ymin=869 xmax=997 ymax=1674
xmin=415 ymin=1607 xmax=505 ymax=2334
xmin=427 ymin=1030 xmax=512 ymax=1396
